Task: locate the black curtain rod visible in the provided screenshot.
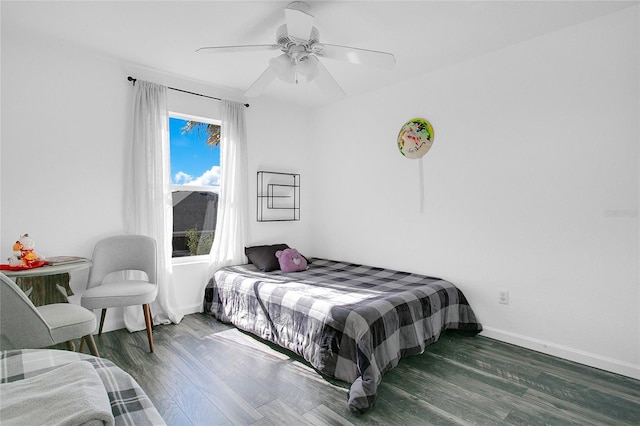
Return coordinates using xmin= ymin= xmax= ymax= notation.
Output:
xmin=127 ymin=76 xmax=249 ymax=108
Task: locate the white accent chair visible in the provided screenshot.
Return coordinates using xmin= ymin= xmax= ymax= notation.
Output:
xmin=81 ymin=235 xmax=158 ymax=352
xmin=0 ymin=272 xmax=99 ymax=356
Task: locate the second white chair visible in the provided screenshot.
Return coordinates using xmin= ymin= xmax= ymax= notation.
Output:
xmin=0 ymin=272 xmax=99 ymax=356
xmin=81 ymin=234 xmax=158 ymax=352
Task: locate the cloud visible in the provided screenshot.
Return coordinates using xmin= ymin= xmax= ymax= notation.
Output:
xmin=174 ymin=171 xmax=193 ymax=184
xmin=190 ymin=165 xmax=221 ymax=187
xmin=175 ymin=166 xmax=221 ymax=188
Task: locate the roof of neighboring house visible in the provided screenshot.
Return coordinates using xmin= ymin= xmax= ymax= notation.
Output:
xmin=172 ymin=191 xmax=218 ymax=232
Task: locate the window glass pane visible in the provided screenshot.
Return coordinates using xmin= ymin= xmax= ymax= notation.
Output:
xmin=172 ymin=190 xmax=218 ymax=257
xmin=169 ymin=116 xmax=221 ymax=257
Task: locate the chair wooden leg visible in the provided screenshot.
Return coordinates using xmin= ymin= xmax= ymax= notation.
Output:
xmin=84 ymin=334 xmax=100 ymax=357
xmin=66 ymin=340 xmax=75 ymax=351
xmin=79 ymin=337 xmax=86 ymax=353
xmin=142 ymin=304 xmax=154 ymax=352
xmin=98 ymin=308 xmax=107 ymax=335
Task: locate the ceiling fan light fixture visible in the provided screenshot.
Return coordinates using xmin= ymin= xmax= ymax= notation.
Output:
xmin=270 ymin=54 xmax=296 ymax=83
xmin=298 ymin=55 xmax=319 ymax=82
xmin=270 ymin=52 xmax=318 ymax=84
xmin=280 ymin=68 xmax=297 ymax=84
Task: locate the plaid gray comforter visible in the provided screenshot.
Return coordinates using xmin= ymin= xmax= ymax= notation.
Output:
xmin=1 ymin=349 xmax=165 ymax=425
xmin=204 ymin=258 xmax=482 ymax=413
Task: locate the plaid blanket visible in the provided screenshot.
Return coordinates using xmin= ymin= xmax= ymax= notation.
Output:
xmin=1 ymin=349 xmax=165 ymax=425
xmin=204 ymin=258 xmax=482 ymax=413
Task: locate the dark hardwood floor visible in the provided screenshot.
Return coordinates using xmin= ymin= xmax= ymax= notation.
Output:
xmin=70 ymin=313 xmax=640 ymax=425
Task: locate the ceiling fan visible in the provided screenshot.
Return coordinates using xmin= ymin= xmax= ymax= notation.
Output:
xmin=196 ymin=1 xmax=396 ymax=99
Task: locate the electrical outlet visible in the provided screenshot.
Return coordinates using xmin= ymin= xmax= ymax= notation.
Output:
xmin=499 ymin=290 xmax=509 ymax=305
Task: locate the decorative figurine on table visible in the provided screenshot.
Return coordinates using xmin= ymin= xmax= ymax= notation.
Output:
xmin=5 ymin=233 xmax=45 ymax=269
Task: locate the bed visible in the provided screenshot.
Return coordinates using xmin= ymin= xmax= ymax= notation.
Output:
xmin=204 ymin=257 xmax=482 ymax=413
xmin=0 ymin=349 xmax=165 ymax=425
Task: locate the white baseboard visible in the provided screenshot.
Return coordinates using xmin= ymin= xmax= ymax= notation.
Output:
xmin=480 ymin=327 xmax=640 ymax=380
xmin=178 ymin=303 xmax=204 ymax=316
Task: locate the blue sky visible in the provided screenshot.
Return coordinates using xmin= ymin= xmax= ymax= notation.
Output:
xmin=169 ymin=117 xmax=220 ymax=188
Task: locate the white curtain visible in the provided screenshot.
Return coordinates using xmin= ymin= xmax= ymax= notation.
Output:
xmin=125 ymin=80 xmax=183 ymax=331
xmin=207 ymin=100 xmax=249 ymax=278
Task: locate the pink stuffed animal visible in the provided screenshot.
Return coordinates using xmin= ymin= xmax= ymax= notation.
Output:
xmin=275 ymin=248 xmax=307 ymax=272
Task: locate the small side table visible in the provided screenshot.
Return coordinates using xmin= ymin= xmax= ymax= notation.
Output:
xmin=3 ymin=259 xmax=92 ymax=306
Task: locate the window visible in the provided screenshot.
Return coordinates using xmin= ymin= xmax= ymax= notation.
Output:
xmin=169 ymin=114 xmax=221 ymax=258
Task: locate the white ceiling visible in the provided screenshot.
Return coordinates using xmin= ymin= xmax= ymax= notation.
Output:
xmin=2 ymin=1 xmax=636 ymax=107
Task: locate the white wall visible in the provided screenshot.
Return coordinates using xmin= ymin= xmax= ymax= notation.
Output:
xmin=0 ymin=32 xmax=312 ymax=328
xmin=2 ymin=4 xmax=637 ymax=380
xmin=308 ymin=7 xmax=639 ymax=378
xmin=245 ymin=96 xmax=313 ymax=252
xmin=1 ymin=33 xmax=127 ymax=328
xmin=1 ymin=34 xmax=129 ymax=269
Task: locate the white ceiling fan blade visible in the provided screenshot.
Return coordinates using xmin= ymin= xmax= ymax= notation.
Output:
xmin=196 ymin=45 xmax=280 ymax=54
xmin=314 ymin=60 xmax=346 ymax=100
xmin=244 ymin=65 xmax=279 ymax=97
xmin=316 ymin=43 xmax=396 ymax=69
xmin=284 ymin=2 xmax=314 ymax=40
